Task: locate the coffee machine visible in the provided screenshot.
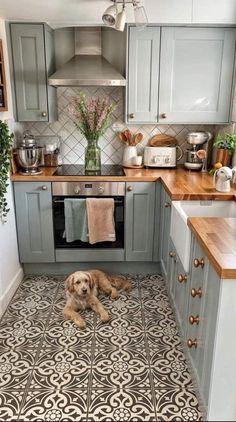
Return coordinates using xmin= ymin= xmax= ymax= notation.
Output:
xmin=184 ymin=132 xmax=212 ymax=171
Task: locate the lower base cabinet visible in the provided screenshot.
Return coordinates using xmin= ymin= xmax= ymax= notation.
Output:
xmin=125 ymin=182 xmax=156 ymax=261
xmin=14 ymin=182 xmax=55 ymax=263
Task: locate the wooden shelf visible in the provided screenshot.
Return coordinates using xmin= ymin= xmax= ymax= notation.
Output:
xmin=0 ymin=39 xmax=8 ymax=112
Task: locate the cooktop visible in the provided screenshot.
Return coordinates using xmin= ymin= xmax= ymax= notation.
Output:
xmin=53 ymin=164 xmax=125 ymax=177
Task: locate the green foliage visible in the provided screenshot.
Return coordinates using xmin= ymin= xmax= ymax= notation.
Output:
xmin=0 ymin=120 xmax=14 ymax=222
xmin=213 ymin=133 xmax=236 ymax=154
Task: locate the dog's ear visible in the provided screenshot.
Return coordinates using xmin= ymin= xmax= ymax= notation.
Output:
xmin=65 ymin=274 xmax=75 ymax=294
xmin=86 ymin=272 xmax=95 ymax=289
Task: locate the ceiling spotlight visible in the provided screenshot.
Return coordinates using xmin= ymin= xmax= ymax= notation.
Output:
xmin=102 ymin=4 xmax=117 ymax=26
xmin=102 ymin=0 xmax=148 ymax=32
xmin=115 ymin=0 xmax=126 ymax=31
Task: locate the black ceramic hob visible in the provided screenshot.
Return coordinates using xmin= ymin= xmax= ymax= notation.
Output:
xmin=53 ymin=164 xmax=125 ymax=177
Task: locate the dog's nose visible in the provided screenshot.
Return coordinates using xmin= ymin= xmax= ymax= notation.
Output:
xmin=82 ymin=288 xmax=87 ymax=294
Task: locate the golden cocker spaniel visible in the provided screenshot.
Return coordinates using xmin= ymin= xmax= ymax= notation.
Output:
xmin=63 ymin=269 xmax=131 ymax=329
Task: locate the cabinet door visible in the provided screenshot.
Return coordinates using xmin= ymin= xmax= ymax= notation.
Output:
xmin=14 ymin=182 xmax=55 ymax=263
xmin=127 ymin=26 xmax=160 ymax=123
xmin=125 ymin=182 xmax=155 ymax=261
xmin=10 ymin=23 xmax=49 ymax=122
xmin=159 ymin=27 xmax=236 ymax=123
xmin=167 ymin=239 xmax=178 ymax=300
xmin=159 ymin=186 xmax=172 ymax=280
xmin=174 ymin=258 xmax=189 ymax=334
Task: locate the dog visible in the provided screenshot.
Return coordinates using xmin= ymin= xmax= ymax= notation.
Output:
xmin=63 ymin=269 xmax=131 ymax=329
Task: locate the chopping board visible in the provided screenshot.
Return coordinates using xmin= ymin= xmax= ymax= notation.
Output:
xmin=149 ymin=134 xmax=177 ymax=147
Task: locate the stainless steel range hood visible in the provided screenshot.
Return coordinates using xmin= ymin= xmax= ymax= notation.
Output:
xmin=49 ymin=27 xmax=126 ymax=87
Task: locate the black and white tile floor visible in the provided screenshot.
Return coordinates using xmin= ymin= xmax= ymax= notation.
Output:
xmin=0 ymin=274 xmax=202 ymax=421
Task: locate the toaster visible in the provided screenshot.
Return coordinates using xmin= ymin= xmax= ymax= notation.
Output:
xmin=144 ymin=146 xmax=178 ymax=168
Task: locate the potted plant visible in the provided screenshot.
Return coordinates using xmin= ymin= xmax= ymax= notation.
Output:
xmin=213 ymin=133 xmax=236 ymax=166
xmin=0 ymin=120 xmax=14 ymax=222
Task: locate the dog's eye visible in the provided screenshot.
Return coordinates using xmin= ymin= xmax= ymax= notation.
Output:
xmin=75 ymin=280 xmax=80 ymax=285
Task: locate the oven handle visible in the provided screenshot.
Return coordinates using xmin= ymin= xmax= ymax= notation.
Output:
xmin=53 ymin=199 xmax=124 ymax=204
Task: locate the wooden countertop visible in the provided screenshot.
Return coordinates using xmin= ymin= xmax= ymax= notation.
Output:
xmin=10 ymin=167 xmax=236 ymax=200
xmin=188 ymin=217 xmax=236 ymax=279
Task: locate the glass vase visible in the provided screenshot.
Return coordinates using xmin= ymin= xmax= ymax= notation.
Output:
xmin=85 ymin=139 xmax=101 ymax=172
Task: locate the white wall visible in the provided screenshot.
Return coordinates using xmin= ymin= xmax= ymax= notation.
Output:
xmin=0 ymin=18 xmax=23 ymax=316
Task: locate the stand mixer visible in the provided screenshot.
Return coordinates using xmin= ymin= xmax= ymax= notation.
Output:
xmin=184 ymin=132 xmax=212 ymax=171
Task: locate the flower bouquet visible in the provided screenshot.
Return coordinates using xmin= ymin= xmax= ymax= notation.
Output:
xmin=68 ymin=92 xmax=116 ymax=171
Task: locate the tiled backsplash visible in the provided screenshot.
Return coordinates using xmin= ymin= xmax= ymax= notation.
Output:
xmin=20 ymin=87 xmax=220 ymax=165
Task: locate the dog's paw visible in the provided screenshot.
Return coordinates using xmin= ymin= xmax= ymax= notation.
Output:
xmin=100 ymin=312 xmax=110 ymax=322
xmin=111 ymin=288 xmax=119 ymax=300
xmin=75 ymin=318 xmax=86 ymax=329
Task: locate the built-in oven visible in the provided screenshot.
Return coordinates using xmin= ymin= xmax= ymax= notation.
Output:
xmin=52 ymin=181 xmax=125 ymax=249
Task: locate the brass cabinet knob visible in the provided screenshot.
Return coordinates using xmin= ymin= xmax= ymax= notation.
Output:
xmin=169 ymin=251 xmax=176 ymax=258
xmin=193 ymin=258 xmax=205 ymax=268
xmin=41 ymin=185 xmax=47 ymax=191
xmin=161 ymin=113 xmax=167 ymax=119
xmin=42 ymin=112 xmax=47 ymax=117
xmin=164 ymin=202 xmax=171 ymax=208
xmin=127 ymin=186 xmax=133 ymax=192
xmin=191 ymin=287 xmax=202 ymax=298
xmin=178 ymin=274 xmax=187 ymax=283
xmin=187 ymin=338 xmax=198 ymax=349
xmin=129 ymin=113 xmax=135 ymax=119
xmin=189 ymin=315 xmax=200 ymax=325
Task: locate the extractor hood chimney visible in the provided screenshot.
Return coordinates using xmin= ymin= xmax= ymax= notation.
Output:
xmin=49 ymin=27 xmax=126 ymax=87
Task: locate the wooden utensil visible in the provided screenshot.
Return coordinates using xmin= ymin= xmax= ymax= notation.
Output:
xmin=123 ymin=129 xmax=132 ymax=145
xmin=118 ymin=132 xmax=129 ymax=145
xmin=133 ymin=133 xmax=143 ymax=146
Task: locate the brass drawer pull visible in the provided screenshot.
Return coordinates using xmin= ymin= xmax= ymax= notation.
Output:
xmin=129 ymin=113 xmax=135 ymax=119
xmin=169 ymin=251 xmax=176 ymax=258
xmin=42 ymin=111 xmax=47 ymax=117
xmin=178 ymin=274 xmax=187 ymax=283
xmin=189 ymin=315 xmax=200 ymax=325
xmin=187 ymin=338 xmax=198 ymax=348
xmin=164 ymin=202 xmax=171 ymax=208
xmin=127 ymin=186 xmax=133 ymax=192
xmin=161 ymin=113 xmax=167 ymax=119
xmin=191 ymin=288 xmax=202 ymax=298
xmin=41 ymin=185 xmax=48 ymax=191
xmin=193 ymin=258 xmax=205 ymax=268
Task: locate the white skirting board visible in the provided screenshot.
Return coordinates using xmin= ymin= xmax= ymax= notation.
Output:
xmin=0 ymin=267 xmax=24 ymax=317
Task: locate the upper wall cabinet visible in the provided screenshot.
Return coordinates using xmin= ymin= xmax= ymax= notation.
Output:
xmin=159 ymin=27 xmax=236 ymax=124
xmin=126 ymin=26 xmax=236 ymax=124
xmin=127 ymin=26 xmax=160 ymax=123
xmin=9 ymin=23 xmax=57 ymax=122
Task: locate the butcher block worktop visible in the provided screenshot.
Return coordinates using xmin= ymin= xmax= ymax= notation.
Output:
xmin=11 ymin=167 xmax=236 ymax=200
xmin=188 ymin=217 xmax=236 ymax=279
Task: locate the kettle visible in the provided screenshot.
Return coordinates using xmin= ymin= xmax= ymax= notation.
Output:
xmin=213 ymin=166 xmax=233 ymax=193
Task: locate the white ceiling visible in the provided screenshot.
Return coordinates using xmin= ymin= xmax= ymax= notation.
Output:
xmin=0 ymin=0 xmax=138 ymax=27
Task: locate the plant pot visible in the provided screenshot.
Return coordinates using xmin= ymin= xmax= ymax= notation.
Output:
xmin=215 ymin=149 xmax=231 ymax=167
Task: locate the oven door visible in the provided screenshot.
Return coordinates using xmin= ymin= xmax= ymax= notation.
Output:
xmin=53 ymin=196 xmax=124 ymax=249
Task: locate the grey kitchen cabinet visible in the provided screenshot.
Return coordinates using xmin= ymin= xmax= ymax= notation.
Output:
xmin=127 ymin=26 xmax=160 ymax=123
xmin=9 ymin=23 xmax=57 ymax=122
xmin=159 ymin=185 xmax=172 ymax=280
xmin=125 ymin=182 xmax=155 ymax=261
xmin=167 ymin=239 xmax=178 ymax=300
xmin=159 ymin=27 xmax=236 ymax=124
xmin=127 ymin=26 xmax=236 ymax=124
xmin=14 ymin=182 xmax=55 ymax=263
xmin=185 ymin=237 xmax=220 ymax=408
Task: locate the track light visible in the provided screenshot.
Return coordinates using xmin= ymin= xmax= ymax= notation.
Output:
xmin=102 ymin=4 xmax=117 ymax=26
xmin=102 ymin=0 xmax=148 ymax=32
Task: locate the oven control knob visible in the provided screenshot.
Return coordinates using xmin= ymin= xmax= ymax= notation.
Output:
xmin=74 ymin=185 xmax=81 ymax=194
xmin=98 ymin=185 xmax=105 ymax=194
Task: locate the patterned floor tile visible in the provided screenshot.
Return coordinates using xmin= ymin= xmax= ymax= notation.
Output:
xmin=88 ymin=388 xmax=156 ymax=421
xmin=155 ymin=388 xmax=202 ymax=421
xmin=0 ymin=273 xmax=202 ymax=421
